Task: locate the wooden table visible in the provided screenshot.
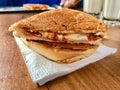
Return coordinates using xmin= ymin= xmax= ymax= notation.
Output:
xmin=0 ymin=12 xmax=120 ymax=90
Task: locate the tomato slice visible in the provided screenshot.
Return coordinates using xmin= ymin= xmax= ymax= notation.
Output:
xmin=53 ymin=33 xmax=58 ymax=41
xmin=88 ymin=34 xmax=98 ymax=41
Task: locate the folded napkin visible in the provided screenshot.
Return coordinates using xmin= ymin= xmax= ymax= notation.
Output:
xmin=15 ymin=37 xmax=117 ymax=85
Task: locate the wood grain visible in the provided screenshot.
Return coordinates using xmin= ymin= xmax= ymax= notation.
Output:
xmin=0 ymin=13 xmax=120 ymax=90
xmin=0 ymin=13 xmax=48 ymax=90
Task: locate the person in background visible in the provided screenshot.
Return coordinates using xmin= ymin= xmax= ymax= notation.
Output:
xmin=0 ymin=0 xmax=82 ymax=8
xmin=61 ymin=0 xmax=83 ymax=8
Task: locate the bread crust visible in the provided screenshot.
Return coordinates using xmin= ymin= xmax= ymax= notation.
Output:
xmin=9 ymin=8 xmax=106 ymax=33
xmin=21 ymin=38 xmax=97 ymax=63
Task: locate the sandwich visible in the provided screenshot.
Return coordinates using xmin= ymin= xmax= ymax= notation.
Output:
xmin=9 ymin=8 xmax=107 ymax=63
xmin=23 ymin=4 xmax=49 ymax=10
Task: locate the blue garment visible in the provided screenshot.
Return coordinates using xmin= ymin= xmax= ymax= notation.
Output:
xmin=0 ymin=0 xmax=83 ymax=7
xmin=0 ymin=0 xmax=61 ymax=6
xmin=28 ymin=0 xmax=60 ymax=6
xmin=0 ymin=0 xmax=7 ymax=6
xmin=77 ymin=0 xmax=83 ymax=7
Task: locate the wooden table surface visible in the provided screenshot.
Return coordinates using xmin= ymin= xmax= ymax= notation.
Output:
xmin=0 ymin=12 xmax=120 ymax=90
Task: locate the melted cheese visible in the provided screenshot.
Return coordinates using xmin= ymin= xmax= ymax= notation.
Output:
xmin=96 ymin=32 xmax=105 ymax=36
xmin=65 ymin=34 xmax=88 ymax=41
xmin=40 ymin=31 xmax=106 ymax=41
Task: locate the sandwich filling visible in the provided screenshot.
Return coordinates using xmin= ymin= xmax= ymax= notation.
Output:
xmin=25 ymin=30 xmax=107 ymax=45
xmin=14 ymin=29 xmax=107 ymax=50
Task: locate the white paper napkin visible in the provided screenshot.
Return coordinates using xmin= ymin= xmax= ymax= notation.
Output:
xmin=15 ymin=37 xmax=117 ymax=85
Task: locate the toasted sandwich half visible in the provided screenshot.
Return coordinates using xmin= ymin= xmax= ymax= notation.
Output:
xmin=23 ymin=4 xmax=49 ymax=10
xmin=9 ymin=8 xmax=107 ymax=63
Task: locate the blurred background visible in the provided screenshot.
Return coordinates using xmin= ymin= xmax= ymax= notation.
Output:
xmin=0 ymin=0 xmax=83 ymax=7
xmin=0 ymin=0 xmax=120 ymax=26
